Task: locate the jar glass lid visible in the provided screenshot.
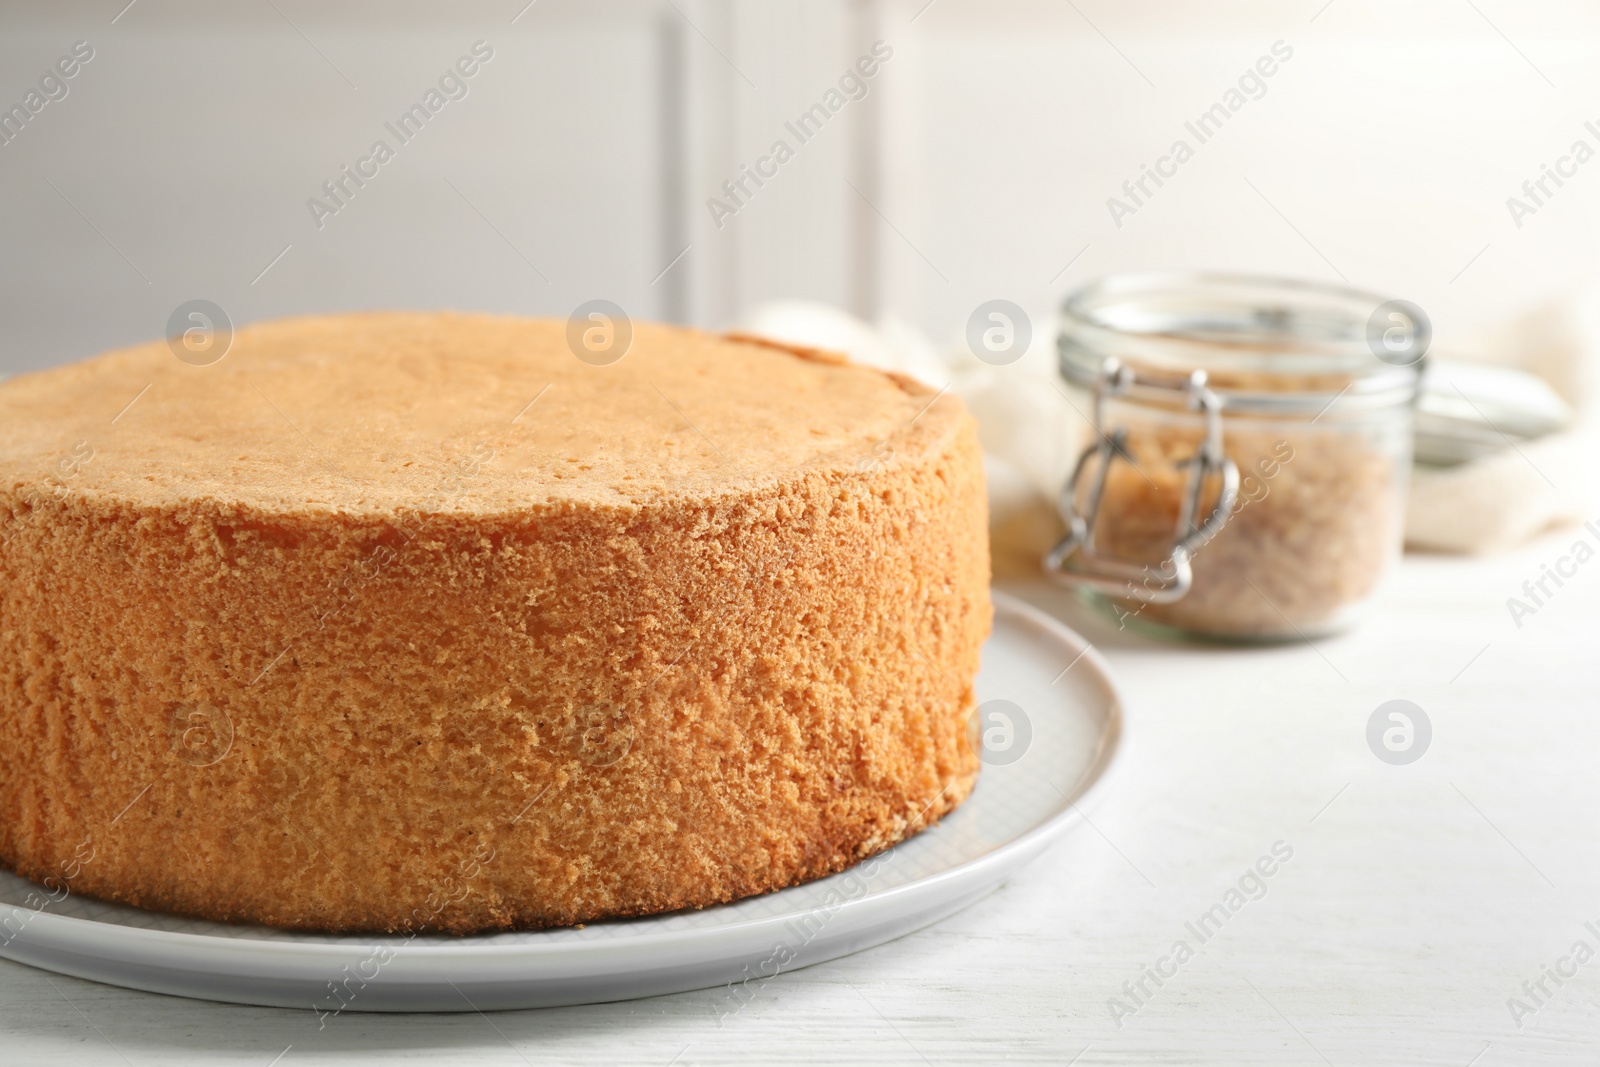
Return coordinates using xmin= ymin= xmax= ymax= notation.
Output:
xmin=1058 ymin=272 xmax=1425 ymax=415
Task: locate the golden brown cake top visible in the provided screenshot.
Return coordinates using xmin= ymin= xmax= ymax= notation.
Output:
xmin=0 ymin=311 xmax=962 ymax=516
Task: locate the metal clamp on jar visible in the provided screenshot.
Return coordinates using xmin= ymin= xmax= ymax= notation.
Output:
xmin=1045 ymin=359 xmax=1239 ymax=605
xmin=1045 ymin=273 xmax=1427 ymax=640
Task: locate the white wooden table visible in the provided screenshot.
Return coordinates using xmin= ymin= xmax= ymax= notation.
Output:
xmin=4 ymin=527 xmax=1598 ymax=1065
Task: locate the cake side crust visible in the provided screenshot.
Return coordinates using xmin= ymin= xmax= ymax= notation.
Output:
xmin=0 ymin=383 xmax=990 ymax=933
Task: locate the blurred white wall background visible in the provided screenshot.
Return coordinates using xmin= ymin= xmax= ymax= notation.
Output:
xmin=2 ymin=0 xmax=1598 ymax=375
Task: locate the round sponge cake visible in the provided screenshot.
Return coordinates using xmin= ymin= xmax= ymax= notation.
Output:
xmin=0 ymin=311 xmax=989 ymax=933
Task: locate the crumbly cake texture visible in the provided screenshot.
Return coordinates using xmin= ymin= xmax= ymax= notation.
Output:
xmin=0 ymin=312 xmax=989 ymax=933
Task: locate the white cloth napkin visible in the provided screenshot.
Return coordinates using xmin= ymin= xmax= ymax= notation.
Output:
xmin=1405 ymin=289 xmax=1600 ymax=553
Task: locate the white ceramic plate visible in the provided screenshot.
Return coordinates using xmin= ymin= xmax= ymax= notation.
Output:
xmin=0 ymin=592 xmax=1122 ymax=1013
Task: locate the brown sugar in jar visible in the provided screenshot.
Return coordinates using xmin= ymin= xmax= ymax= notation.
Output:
xmin=1046 ymin=274 xmax=1424 ymax=640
